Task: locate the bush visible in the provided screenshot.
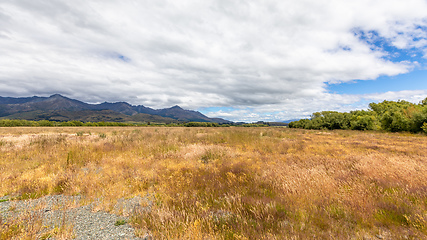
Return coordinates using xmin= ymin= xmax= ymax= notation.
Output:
xmin=185 ymin=122 xmax=219 ymax=127
xmin=422 ymin=123 xmax=427 ymax=134
xmin=290 ymin=99 xmax=427 ymax=133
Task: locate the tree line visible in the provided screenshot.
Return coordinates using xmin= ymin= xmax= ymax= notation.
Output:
xmin=0 ymin=120 xmax=267 ymax=128
xmin=0 ymin=119 xmax=146 ymax=127
xmin=289 ymin=98 xmax=427 ymax=133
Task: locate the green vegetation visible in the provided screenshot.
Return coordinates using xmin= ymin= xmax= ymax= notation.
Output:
xmin=184 ymin=122 xmax=221 ymax=127
xmin=289 ymin=98 xmax=427 ymax=132
xmin=115 ymin=219 xmax=127 ymax=226
xmin=0 ymin=119 xmax=273 ymax=128
xmin=0 ymin=119 xmax=147 ymax=127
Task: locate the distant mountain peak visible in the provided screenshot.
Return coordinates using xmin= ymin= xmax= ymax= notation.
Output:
xmin=49 ymin=94 xmax=65 ymax=98
xmin=100 ymin=101 xmax=131 ymax=106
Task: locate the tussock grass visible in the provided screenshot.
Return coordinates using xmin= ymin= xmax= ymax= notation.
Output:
xmin=0 ymin=127 xmax=426 ymax=239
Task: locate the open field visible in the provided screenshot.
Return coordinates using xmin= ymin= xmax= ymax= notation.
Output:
xmin=0 ymin=127 xmax=426 ymax=239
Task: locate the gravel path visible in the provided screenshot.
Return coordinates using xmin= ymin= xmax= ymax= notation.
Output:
xmin=0 ymin=194 xmax=153 ymax=239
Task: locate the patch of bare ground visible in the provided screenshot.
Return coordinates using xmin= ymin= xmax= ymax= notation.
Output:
xmin=0 ymin=194 xmax=151 ymax=239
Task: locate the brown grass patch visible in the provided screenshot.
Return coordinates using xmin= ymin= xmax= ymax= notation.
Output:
xmin=1 ymin=127 xmax=426 ymax=239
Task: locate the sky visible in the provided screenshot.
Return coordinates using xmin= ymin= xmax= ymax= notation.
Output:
xmin=1 ymin=0 xmax=427 ymax=122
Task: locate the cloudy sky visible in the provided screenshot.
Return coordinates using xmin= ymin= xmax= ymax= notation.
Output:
xmin=1 ymin=0 xmax=427 ymax=122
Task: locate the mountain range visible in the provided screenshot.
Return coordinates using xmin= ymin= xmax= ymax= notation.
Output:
xmin=0 ymin=94 xmax=231 ymax=124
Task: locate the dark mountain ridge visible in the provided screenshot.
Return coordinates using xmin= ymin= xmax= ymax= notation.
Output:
xmin=0 ymin=96 xmax=47 ymax=104
xmin=0 ymin=94 xmax=231 ymax=123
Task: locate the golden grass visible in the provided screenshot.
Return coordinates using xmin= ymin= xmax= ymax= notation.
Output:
xmin=0 ymin=127 xmax=426 ymax=239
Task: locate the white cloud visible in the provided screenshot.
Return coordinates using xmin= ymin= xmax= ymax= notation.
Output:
xmin=362 ymin=90 xmax=427 ymax=103
xmin=205 ymin=90 xmax=427 ymax=122
xmin=0 ymin=0 xmax=427 ymax=121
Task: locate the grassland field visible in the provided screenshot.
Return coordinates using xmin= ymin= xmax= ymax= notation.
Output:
xmin=0 ymin=127 xmax=426 ymax=239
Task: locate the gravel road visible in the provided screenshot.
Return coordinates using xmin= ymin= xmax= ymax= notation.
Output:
xmin=0 ymin=194 xmax=153 ymax=239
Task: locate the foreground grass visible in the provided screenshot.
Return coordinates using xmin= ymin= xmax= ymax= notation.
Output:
xmin=0 ymin=127 xmax=426 ymax=239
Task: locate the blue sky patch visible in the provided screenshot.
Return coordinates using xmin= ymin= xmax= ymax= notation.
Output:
xmin=327 ymin=70 xmax=427 ymax=94
xmin=118 ymin=55 xmax=130 ymax=62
